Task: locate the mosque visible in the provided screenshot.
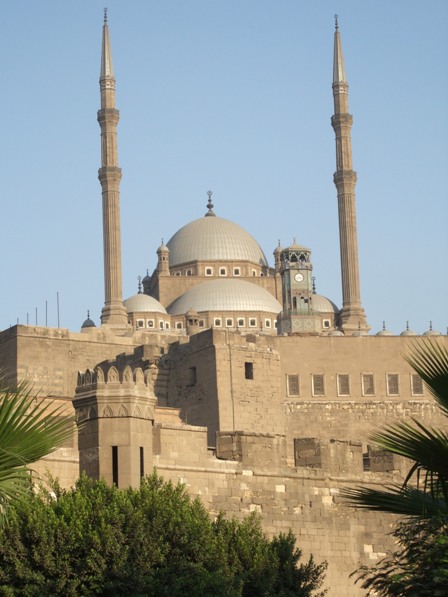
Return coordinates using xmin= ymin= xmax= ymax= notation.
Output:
xmin=0 ymin=13 xmax=446 ymax=596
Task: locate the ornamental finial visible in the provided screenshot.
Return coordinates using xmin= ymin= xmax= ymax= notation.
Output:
xmin=334 ymin=14 xmax=339 ymax=31
xmin=205 ymin=190 xmax=215 ymax=216
xmin=104 ymin=7 xmax=108 ymax=24
xmin=138 ymin=275 xmax=142 ymax=294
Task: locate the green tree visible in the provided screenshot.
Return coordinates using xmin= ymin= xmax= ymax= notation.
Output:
xmin=0 ymin=378 xmax=74 ymax=523
xmin=0 ymin=473 xmax=327 ymax=597
xmin=344 ymin=339 xmax=448 ymax=595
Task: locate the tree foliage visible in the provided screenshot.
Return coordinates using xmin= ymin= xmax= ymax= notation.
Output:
xmin=0 ymin=473 xmax=327 ymax=597
xmin=344 ymin=339 xmax=448 ymax=517
xmin=353 ymin=517 xmax=448 ymax=596
xmin=343 ymin=339 xmax=448 ymax=594
xmin=0 ymin=378 xmax=74 ymax=523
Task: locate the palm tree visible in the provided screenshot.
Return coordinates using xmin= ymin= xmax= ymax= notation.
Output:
xmin=0 ymin=377 xmax=74 ymax=523
xmin=344 ymin=338 xmax=448 ymax=517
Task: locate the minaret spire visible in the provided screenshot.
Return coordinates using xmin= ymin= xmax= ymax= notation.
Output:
xmin=331 ymin=17 xmax=369 ymax=334
xmin=98 ymin=11 xmax=128 ymax=327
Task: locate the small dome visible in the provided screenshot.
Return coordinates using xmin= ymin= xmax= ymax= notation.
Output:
xmin=166 ymin=215 xmax=268 ymax=267
xmin=376 ymin=321 xmax=393 ymax=336
xmin=329 ymin=330 xmax=344 ymax=336
xmin=167 ymin=279 xmax=282 ymax=315
xmin=423 ymin=321 xmax=441 ymax=336
xmin=124 ymin=294 xmax=167 ymax=314
xmin=81 ymin=311 xmax=96 ymax=329
xmin=310 ymin=294 xmax=339 ymax=314
xmin=273 ymin=243 xmax=283 ymax=255
xmin=283 ymin=241 xmax=311 ymax=253
xmin=400 ymin=322 xmax=417 ymax=336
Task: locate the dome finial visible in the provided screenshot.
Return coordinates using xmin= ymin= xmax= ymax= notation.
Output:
xmin=137 ymin=275 xmax=142 ymax=294
xmin=312 ymin=276 xmax=316 ymax=294
xmin=87 ymin=309 xmax=90 ymax=318
xmin=104 ymin=7 xmax=108 ymax=24
xmin=406 ymin=320 xmax=409 ymax=331
xmin=205 ymin=190 xmax=216 ymax=217
xmin=382 ymin=321 xmax=386 ymax=331
xmin=429 ymin=320 xmax=433 ymax=331
xmin=334 ymin=14 xmax=339 ymax=31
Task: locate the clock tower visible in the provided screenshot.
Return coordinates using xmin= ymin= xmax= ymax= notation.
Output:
xmin=277 ymin=242 xmax=322 ymax=335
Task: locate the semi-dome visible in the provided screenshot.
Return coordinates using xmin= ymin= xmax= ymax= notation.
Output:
xmin=124 ymin=293 xmax=167 ymax=314
xmin=310 ymin=294 xmax=339 ymax=314
xmin=167 ymin=279 xmax=282 ymax=315
xmin=166 ymin=215 xmax=268 ymax=267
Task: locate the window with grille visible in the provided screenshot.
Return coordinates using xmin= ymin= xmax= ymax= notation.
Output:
xmin=312 ymin=374 xmax=325 ymax=396
xmin=337 ymin=374 xmax=350 ymax=396
xmin=411 ymin=374 xmax=424 ymax=396
xmin=387 ymin=373 xmax=399 ymax=396
xmin=362 ymin=374 xmax=375 ymax=396
xmin=287 ymin=375 xmax=300 ymax=396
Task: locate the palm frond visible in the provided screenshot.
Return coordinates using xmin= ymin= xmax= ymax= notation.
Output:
xmin=404 ymin=339 xmax=448 ymax=415
xmin=342 ymin=484 xmax=447 ymax=518
xmin=371 ymin=418 xmax=448 ymax=477
xmin=0 ymin=378 xmax=75 ymax=522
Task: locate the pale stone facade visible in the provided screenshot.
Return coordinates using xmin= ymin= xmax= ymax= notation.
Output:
xmin=0 ymin=14 xmax=446 ymax=597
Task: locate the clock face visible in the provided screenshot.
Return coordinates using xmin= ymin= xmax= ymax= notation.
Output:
xmin=294 ymin=272 xmax=304 ymax=283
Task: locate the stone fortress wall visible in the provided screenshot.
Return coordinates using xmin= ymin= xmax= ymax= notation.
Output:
xmin=1 ymin=324 xmax=447 ymax=596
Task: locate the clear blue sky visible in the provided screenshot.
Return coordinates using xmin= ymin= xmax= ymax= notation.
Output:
xmin=1 ymin=1 xmax=447 ymax=335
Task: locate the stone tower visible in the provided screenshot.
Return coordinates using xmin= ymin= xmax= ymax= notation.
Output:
xmin=331 ymin=17 xmax=369 ymax=334
xmin=74 ymin=364 xmax=156 ymax=488
xmin=98 ymin=11 xmax=128 ymax=328
xmin=277 ymin=242 xmax=321 ymax=334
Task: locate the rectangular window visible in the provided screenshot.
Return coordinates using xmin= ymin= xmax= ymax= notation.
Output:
xmin=219 ymin=268 xmax=227 ymax=276
xmin=147 ymin=319 xmax=154 ymax=328
xmin=226 ymin=318 xmax=233 ymax=327
xmin=287 ymin=375 xmax=300 ymax=396
xmin=176 ymin=322 xmax=183 ymax=329
xmin=411 ymin=374 xmax=424 ymax=396
xmin=265 ymin=319 xmax=271 ymax=328
xmin=214 ymin=318 xmax=222 ymax=327
xmin=362 ymin=374 xmax=375 ymax=396
xmin=322 ymin=319 xmax=331 ymax=329
xmin=337 ymin=374 xmax=350 ymax=396
xmin=205 ymin=267 xmax=213 ymax=276
xmin=245 ymin=362 xmax=254 ymax=380
xmin=312 ymin=374 xmax=325 ymax=397
xmin=140 ymin=447 xmax=144 ymax=479
xmin=237 ymin=318 xmax=245 ymax=328
xmin=387 ymin=373 xmax=400 ymax=396
xmin=199 ymin=319 xmax=205 ymax=327
xmin=249 ymin=318 xmax=257 ymax=327
xmin=233 ymin=268 xmax=240 ymax=276
xmin=137 ymin=319 xmax=144 ymax=328
xmin=112 ymin=446 xmax=118 ymax=487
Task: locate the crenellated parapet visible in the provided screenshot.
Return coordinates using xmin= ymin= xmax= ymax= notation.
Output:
xmin=73 ymin=361 xmax=157 ymax=487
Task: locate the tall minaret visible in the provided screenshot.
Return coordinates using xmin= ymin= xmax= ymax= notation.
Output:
xmin=98 ymin=10 xmax=128 ymax=327
xmin=331 ymin=16 xmax=369 ymax=334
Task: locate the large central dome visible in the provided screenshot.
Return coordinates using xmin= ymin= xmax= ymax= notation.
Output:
xmin=166 ymin=213 xmax=268 ymax=268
